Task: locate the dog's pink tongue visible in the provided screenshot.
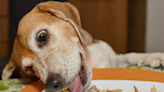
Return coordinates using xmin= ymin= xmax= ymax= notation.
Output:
xmin=69 ymin=75 xmax=83 ymax=92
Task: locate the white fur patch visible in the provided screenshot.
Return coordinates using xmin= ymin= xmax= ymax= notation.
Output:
xmin=21 ymin=57 xmax=33 ymax=67
xmin=87 ymin=40 xmax=117 ymax=68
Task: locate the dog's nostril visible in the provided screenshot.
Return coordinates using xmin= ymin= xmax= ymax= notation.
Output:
xmin=81 ymin=65 xmax=84 ymax=71
xmin=45 ymin=75 xmax=62 ymax=91
xmin=53 ymin=84 xmax=59 ymax=89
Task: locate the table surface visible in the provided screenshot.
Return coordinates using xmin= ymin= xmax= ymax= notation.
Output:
xmin=20 ymin=68 xmax=164 ymax=92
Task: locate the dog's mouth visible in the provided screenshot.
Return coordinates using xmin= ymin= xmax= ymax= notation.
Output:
xmin=67 ymin=65 xmax=87 ymax=92
xmin=44 ymin=65 xmax=88 ymax=92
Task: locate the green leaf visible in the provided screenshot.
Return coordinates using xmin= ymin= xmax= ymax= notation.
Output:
xmin=0 ymin=86 xmax=9 ymax=91
xmin=16 ymin=85 xmax=22 ymax=89
xmin=0 ymin=82 xmax=4 ymax=86
xmin=12 ymin=91 xmax=19 ymax=92
xmin=8 ymin=81 xmax=16 ymax=86
xmin=15 ymin=82 xmax=20 ymax=85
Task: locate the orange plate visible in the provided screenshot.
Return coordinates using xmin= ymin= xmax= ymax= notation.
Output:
xmin=92 ymin=68 xmax=164 ymax=83
xmin=20 ymin=81 xmax=45 ymax=92
xmin=20 ymin=68 xmax=164 ymax=92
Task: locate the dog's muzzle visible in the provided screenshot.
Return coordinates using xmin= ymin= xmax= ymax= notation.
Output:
xmin=45 ymin=65 xmax=87 ymax=92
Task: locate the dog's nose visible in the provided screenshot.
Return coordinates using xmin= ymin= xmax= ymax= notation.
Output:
xmin=45 ymin=75 xmax=62 ymax=91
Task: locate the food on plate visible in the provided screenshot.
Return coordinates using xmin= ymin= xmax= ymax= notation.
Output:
xmin=87 ymin=85 xmax=122 ymax=92
xmin=134 ymin=85 xmax=159 ymax=92
xmin=100 ymin=89 xmax=122 ymax=92
xmin=63 ymin=90 xmax=71 ymax=92
xmin=134 ymin=86 xmax=138 ymax=92
xmin=87 ymin=85 xmax=160 ymax=92
xmin=87 ymin=85 xmax=99 ymax=92
xmin=150 ymin=85 xmax=158 ymax=92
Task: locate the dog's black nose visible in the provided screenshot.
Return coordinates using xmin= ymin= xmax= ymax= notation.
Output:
xmin=45 ymin=75 xmax=62 ymax=91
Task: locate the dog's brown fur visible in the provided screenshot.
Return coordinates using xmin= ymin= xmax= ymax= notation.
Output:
xmin=2 ymin=1 xmax=93 ymax=91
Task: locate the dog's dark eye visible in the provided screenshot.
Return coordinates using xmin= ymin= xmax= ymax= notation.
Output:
xmin=80 ymin=52 xmax=83 ymax=60
xmin=24 ymin=66 xmax=35 ymax=74
xmin=37 ymin=30 xmax=48 ymax=43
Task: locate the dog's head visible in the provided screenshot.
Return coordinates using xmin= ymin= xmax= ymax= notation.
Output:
xmin=2 ymin=1 xmax=92 ymax=91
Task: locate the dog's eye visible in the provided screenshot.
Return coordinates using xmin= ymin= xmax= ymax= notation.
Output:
xmin=80 ymin=52 xmax=83 ymax=60
xmin=24 ymin=66 xmax=35 ymax=74
xmin=37 ymin=30 xmax=48 ymax=43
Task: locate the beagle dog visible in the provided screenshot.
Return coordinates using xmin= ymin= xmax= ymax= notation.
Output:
xmin=2 ymin=1 xmax=164 ymax=92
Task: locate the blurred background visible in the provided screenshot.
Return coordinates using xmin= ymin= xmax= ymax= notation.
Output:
xmin=0 ymin=0 xmax=164 ymax=61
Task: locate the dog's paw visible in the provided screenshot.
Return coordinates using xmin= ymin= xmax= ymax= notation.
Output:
xmin=137 ymin=54 xmax=164 ymax=68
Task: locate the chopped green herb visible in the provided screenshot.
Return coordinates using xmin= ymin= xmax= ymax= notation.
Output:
xmin=0 ymin=86 xmax=9 ymax=91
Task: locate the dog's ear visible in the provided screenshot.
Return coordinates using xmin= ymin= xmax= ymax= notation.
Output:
xmin=38 ymin=4 xmax=93 ymax=45
xmin=2 ymin=58 xmax=16 ymax=80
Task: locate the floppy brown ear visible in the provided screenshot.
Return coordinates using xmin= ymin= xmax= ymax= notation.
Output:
xmin=2 ymin=58 xmax=16 ymax=80
xmin=76 ymin=26 xmax=93 ymax=45
xmin=38 ymin=4 xmax=93 ymax=45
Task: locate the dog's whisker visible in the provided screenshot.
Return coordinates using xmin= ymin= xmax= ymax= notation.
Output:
xmin=38 ymin=80 xmax=43 ymax=88
xmin=37 ymin=82 xmax=42 ymax=89
xmin=36 ymin=79 xmax=41 ymax=86
xmin=36 ymin=79 xmax=42 ymax=89
xmin=36 ymin=80 xmax=40 ymax=87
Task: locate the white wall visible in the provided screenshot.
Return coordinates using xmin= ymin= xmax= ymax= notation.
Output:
xmin=145 ymin=0 xmax=164 ymax=52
